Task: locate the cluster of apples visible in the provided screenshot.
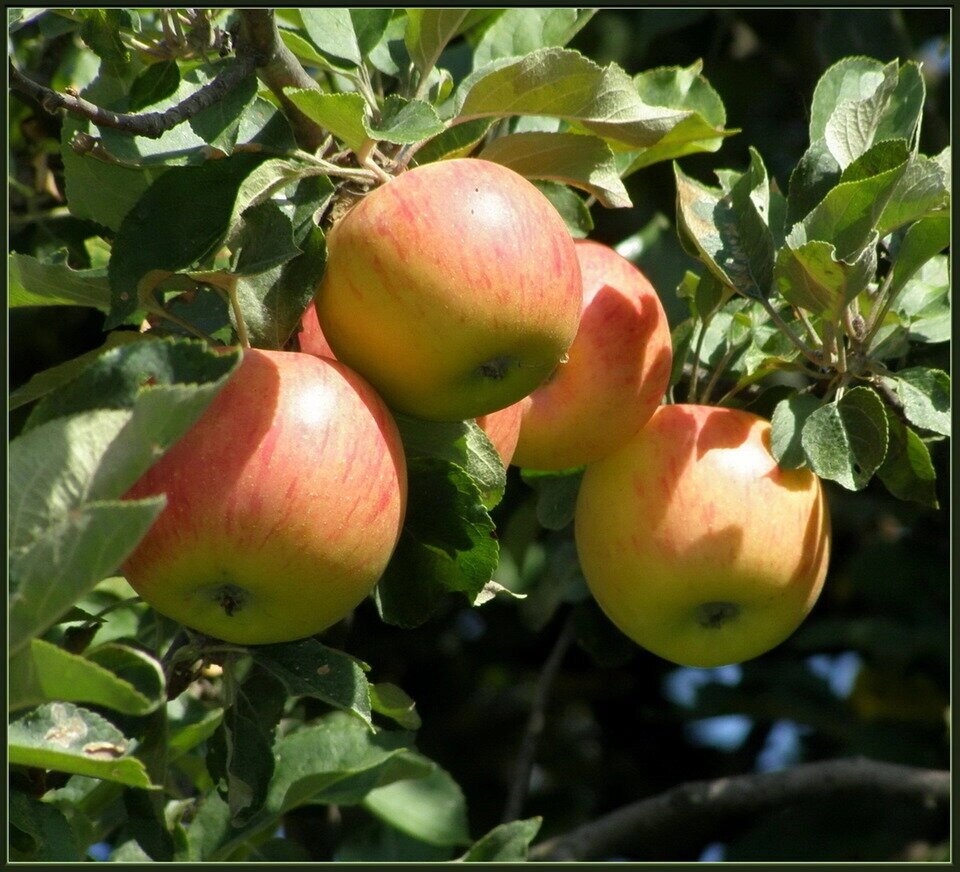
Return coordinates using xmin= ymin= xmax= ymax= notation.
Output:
xmin=122 ymin=158 xmax=830 ymax=668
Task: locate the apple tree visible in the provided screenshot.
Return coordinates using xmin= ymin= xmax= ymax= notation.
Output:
xmin=8 ymin=8 xmax=950 ymax=862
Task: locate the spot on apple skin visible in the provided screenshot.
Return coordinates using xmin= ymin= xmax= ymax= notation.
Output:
xmin=476 ymin=356 xmax=515 ymax=381
xmin=211 ymin=583 xmax=248 ymax=617
xmin=696 ymin=601 xmax=740 ymax=629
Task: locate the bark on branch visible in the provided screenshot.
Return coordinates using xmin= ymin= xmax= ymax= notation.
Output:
xmin=9 ymin=55 xmax=256 ymax=139
xmin=529 ymin=756 xmax=949 ymax=861
xmin=237 ymin=9 xmax=326 ymax=152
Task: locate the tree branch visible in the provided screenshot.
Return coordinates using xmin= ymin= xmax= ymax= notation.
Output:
xmin=237 ymin=9 xmax=327 ymax=152
xmin=9 ymin=55 xmax=256 ymax=139
xmin=502 ymin=612 xmax=577 ymax=823
xmin=529 ymin=757 xmax=949 ymax=861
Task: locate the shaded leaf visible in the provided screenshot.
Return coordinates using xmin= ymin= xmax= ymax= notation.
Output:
xmin=480 ymin=132 xmax=630 ymax=208
xmin=877 ymin=409 xmax=938 ymax=508
xmin=370 ymin=683 xmax=421 ymax=730
xmin=405 ymin=9 xmax=471 ymax=76
xmin=254 ymin=638 xmax=372 ymax=726
xmin=520 ymin=468 xmax=584 ymax=530
xmin=770 ymin=394 xmax=823 ymax=469
xmin=533 ymin=181 xmax=594 ymax=238
xmin=9 ymin=790 xmax=82 ymax=861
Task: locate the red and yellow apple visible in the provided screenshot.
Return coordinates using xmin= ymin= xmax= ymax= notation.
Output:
xmin=512 ymin=239 xmax=672 ymax=470
xmin=297 ymin=299 xmax=334 ymax=359
xmin=314 ymin=158 xmax=583 ymax=422
xmin=574 ymin=404 xmax=831 ymax=668
xmin=122 ymin=349 xmax=407 ymax=645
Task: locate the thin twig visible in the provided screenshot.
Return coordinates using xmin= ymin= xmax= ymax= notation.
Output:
xmin=699 ymin=342 xmax=741 ymax=405
xmin=530 ymin=757 xmax=949 ymax=862
xmin=502 ymin=612 xmax=577 ymax=823
xmin=9 ymin=56 xmax=256 ymax=139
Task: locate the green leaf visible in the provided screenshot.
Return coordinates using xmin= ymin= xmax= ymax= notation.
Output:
xmin=9 ymin=333 xmax=147 ymax=411
xmin=254 ymin=638 xmax=373 ymax=726
xmin=405 ymin=9 xmax=471 ymax=76
xmin=876 ymin=153 xmax=949 ymax=236
xmin=370 ymin=683 xmax=421 ymax=730
xmin=128 ymin=60 xmax=180 ymax=112
xmin=300 ymin=8 xmax=364 ymax=65
xmin=887 ymin=214 xmax=950 ymax=300
xmin=9 ymin=790 xmax=82 ymax=861
xmin=107 ymin=153 xmax=270 ymax=327
xmin=9 ymin=499 xmax=164 ymax=657
xmin=622 ymin=60 xmax=732 ymax=173
xmin=461 ymin=818 xmax=543 ymax=862
xmin=801 ymin=386 xmax=889 ymax=490
xmin=364 ymin=95 xmax=445 ymax=144
xmin=794 ymin=147 xmax=908 ymax=259
xmin=364 ymin=766 xmax=471 ymax=847
xmin=881 ymin=368 xmax=950 ymax=437
xmin=774 ymin=238 xmax=876 ymax=318
xmin=455 ymin=48 xmax=691 ymax=148
xmin=896 ymin=255 xmax=950 ymax=344
xmin=809 ymin=56 xmax=889 ymax=142
xmin=480 ymin=132 xmax=631 ymax=208
xmin=471 ymin=8 xmax=595 ymax=68
xmin=770 ymin=394 xmax=823 ymax=469
xmin=519 ymin=468 xmax=584 ymax=530
xmin=350 ymin=8 xmax=394 ymax=56
xmin=9 ymin=252 xmax=111 ymax=310
xmin=9 ymin=702 xmax=157 ymax=788
xmin=823 ymin=60 xmax=899 ymax=167
xmin=334 ymin=819 xmax=453 ymax=862
xmin=284 ymin=90 xmax=367 ymax=152
xmin=77 ymin=9 xmax=129 ymax=63
xmin=877 ymin=409 xmax=938 ymax=508
xmin=414 ymin=118 xmax=493 ymax=164
xmin=9 ymin=638 xmax=163 ymax=715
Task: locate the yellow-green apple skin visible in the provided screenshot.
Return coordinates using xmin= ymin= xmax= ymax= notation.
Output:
xmin=476 ymin=401 xmax=524 ymax=468
xmin=315 ymin=158 xmax=583 ymax=421
xmin=122 ymin=349 xmax=407 ymax=645
xmin=574 ymin=404 xmax=831 ymax=668
xmin=512 ymin=240 xmax=672 ymax=470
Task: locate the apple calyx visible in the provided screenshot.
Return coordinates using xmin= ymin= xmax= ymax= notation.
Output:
xmin=210 ymin=582 xmax=248 ymax=618
xmin=696 ymin=601 xmax=741 ymax=630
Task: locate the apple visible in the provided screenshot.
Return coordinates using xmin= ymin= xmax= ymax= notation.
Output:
xmin=314 ymin=158 xmax=583 ymax=422
xmin=574 ymin=404 xmax=831 ymax=668
xmin=122 ymin=349 xmax=407 ymax=645
xmin=297 ymin=299 xmax=334 ymax=359
xmin=297 ymin=301 xmax=522 ymax=466
xmin=476 ymin=402 xmax=524 ymax=468
xmin=512 ymin=239 xmax=672 ymax=470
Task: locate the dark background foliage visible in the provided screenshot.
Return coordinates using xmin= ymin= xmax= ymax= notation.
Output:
xmin=9 ymin=8 xmax=951 ymax=861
